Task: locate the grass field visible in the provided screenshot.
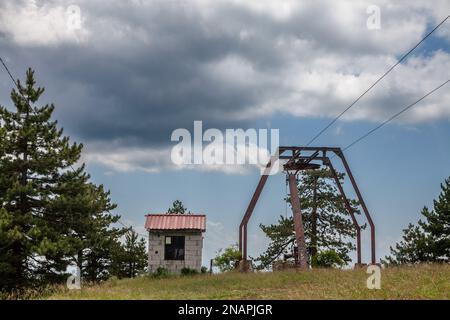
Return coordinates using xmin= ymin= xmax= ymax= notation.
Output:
xmin=49 ymin=264 xmax=450 ymax=300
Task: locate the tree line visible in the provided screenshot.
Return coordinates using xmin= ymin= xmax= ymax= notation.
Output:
xmin=0 ymin=69 xmax=147 ymax=293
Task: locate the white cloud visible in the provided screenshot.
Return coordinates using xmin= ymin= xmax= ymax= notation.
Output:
xmin=194 ymin=1 xmax=450 ymax=124
xmin=230 ymin=0 xmax=301 ymax=21
xmin=270 ymin=51 xmax=450 ymax=123
xmin=83 ymin=145 xmax=171 ymax=173
xmin=83 ymin=140 xmax=275 ymax=175
xmin=0 ymin=0 xmax=89 ymax=46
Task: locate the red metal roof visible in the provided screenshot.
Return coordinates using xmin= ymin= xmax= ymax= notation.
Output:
xmin=145 ymin=214 xmax=206 ymax=231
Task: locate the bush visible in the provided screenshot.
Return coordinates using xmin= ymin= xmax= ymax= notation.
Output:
xmin=152 ymin=267 xmax=170 ymax=278
xmin=181 ymin=267 xmax=199 ymax=276
xmin=213 ymin=244 xmax=242 ymax=272
xmin=201 ymin=266 xmax=208 ymax=274
xmin=311 ymin=250 xmax=345 ymax=268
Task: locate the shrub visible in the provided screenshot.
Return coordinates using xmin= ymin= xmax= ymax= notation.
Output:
xmin=201 ymin=266 xmax=208 ymax=274
xmin=213 ymin=244 xmax=242 ymax=272
xmin=311 ymin=250 xmax=345 ymax=268
xmin=181 ymin=267 xmax=199 ymax=276
xmin=152 ymin=267 xmax=170 ymax=278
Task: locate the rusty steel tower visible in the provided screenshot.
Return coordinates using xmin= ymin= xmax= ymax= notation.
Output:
xmin=238 ymin=146 xmax=376 ymax=270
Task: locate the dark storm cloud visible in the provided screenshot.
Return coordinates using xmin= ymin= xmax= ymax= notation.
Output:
xmin=0 ymin=1 xmax=380 ymax=148
xmin=0 ymin=1 xmax=275 ymax=147
xmin=0 ymin=3 xmax=314 ymax=149
xmin=0 ymin=0 xmax=449 ymax=156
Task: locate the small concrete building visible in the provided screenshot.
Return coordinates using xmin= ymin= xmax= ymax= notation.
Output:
xmin=145 ymin=213 xmax=206 ymax=273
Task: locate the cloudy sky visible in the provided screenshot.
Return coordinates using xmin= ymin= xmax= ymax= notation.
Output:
xmin=1 ymin=0 xmax=449 ymax=265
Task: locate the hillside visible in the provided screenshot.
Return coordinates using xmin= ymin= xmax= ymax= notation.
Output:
xmin=49 ymin=264 xmax=450 ymax=300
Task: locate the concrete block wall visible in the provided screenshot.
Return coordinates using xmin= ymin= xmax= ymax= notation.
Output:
xmin=148 ymin=231 xmax=203 ymax=273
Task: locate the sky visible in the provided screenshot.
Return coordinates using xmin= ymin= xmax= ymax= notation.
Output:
xmin=0 ymin=0 xmax=449 ymax=267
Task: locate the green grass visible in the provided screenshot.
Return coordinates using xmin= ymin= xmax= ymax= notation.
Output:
xmin=49 ymin=264 xmax=450 ymax=300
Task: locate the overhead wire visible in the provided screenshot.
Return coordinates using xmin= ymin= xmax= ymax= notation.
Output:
xmin=305 ymin=14 xmax=450 ymax=146
xmin=340 ymin=80 xmax=449 ymax=152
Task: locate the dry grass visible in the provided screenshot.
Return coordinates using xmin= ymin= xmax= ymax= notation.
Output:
xmin=48 ymin=264 xmax=450 ymax=300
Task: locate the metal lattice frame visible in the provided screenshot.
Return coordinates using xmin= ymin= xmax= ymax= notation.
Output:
xmin=238 ymin=146 xmax=376 ymax=268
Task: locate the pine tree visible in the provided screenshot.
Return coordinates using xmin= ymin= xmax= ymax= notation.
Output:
xmin=60 ymin=175 xmax=124 ymax=283
xmin=0 ymin=68 xmax=122 ymax=290
xmin=111 ymin=229 xmax=148 ymax=278
xmin=420 ymin=178 xmax=450 ymax=260
xmin=383 ymin=222 xmax=433 ymax=265
xmin=256 ymin=169 xmax=362 ymax=269
xmin=384 ymin=177 xmax=450 ymax=264
xmin=71 ymin=189 xmax=124 ymax=283
xmin=167 ymin=200 xmax=188 ymax=214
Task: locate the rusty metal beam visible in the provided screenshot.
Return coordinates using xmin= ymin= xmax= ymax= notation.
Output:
xmin=279 ymin=146 xmax=342 ymax=153
xmin=324 ymin=158 xmax=362 ymax=265
xmin=302 ymin=150 xmax=320 ymax=164
xmin=239 ymin=152 xmax=284 ymax=261
xmin=279 ymin=155 xmax=327 ymax=161
xmin=283 ymin=162 xmax=320 ymax=172
xmin=335 ymin=150 xmax=376 ymax=264
xmin=282 ymin=150 xmax=300 ymax=169
xmin=288 ymin=174 xmax=308 ymax=268
xmin=239 ymin=173 xmax=269 ymax=261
